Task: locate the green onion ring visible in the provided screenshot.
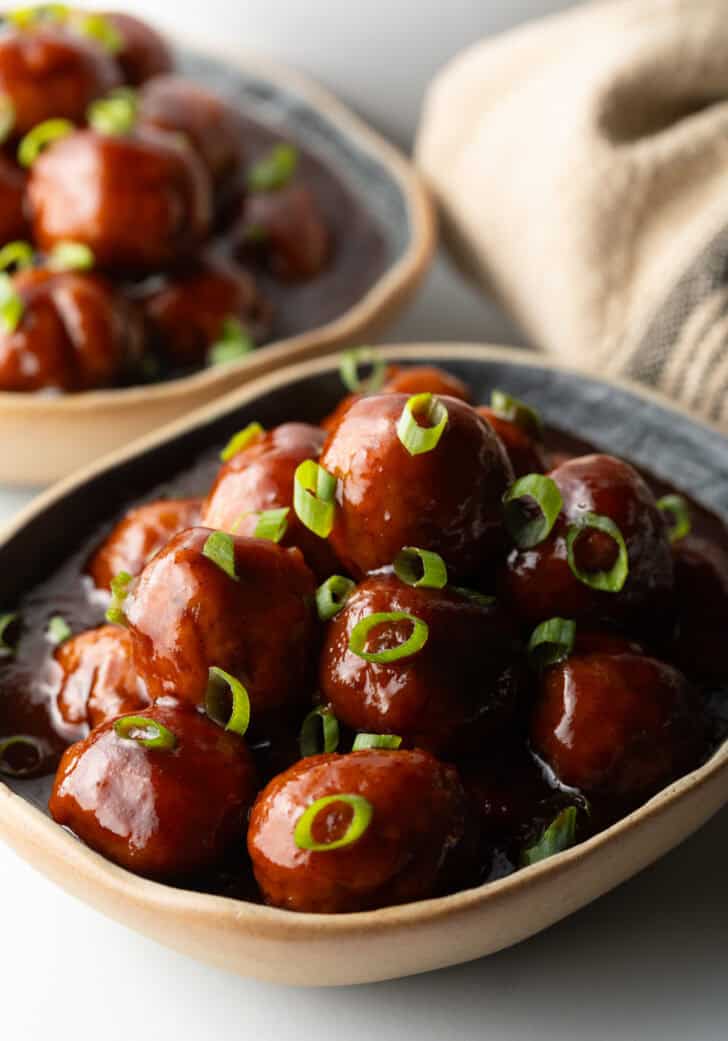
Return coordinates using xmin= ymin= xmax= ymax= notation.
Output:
xmin=393 ymin=546 xmax=448 ymax=589
xmin=47 ymin=615 xmax=71 ymax=646
xmin=202 ymin=531 xmax=238 ymax=582
xmin=87 ymin=87 xmax=137 ymax=135
xmin=566 ymin=512 xmax=629 ymax=592
xmin=220 ymin=421 xmax=264 ymax=462
xmin=0 ymin=612 xmax=18 ymax=656
xmin=502 ymin=473 xmax=563 ymax=549
xmin=352 ymin=733 xmax=402 ymax=750
xmin=315 ymin=574 xmax=355 ymax=621
xmin=0 ymin=95 xmax=15 ymax=145
xmin=47 ymin=240 xmax=94 ymax=272
xmin=205 ymin=666 xmax=251 ymax=738
xmin=105 ymin=570 xmax=132 ymax=626
xmin=396 ymin=392 xmax=449 ymax=456
xmin=657 ymin=494 xmax=691 ymax=544
xmin=450 ymin=586 xmax=496 ymax=607
xmin=339 ymin=347 xmax=386 ymax=395
xmin=0 ymin=272 xmax=24 ymax=333
xmin=253 ymin=507 xmax=289 ymax=543
xmin=349 ymin=610 xmax=429 ymax=664
xmin=490 ymin=389 xmax=544 ymax=439
xmin=7 ymin=4 xmax=68 ymax=28
xmin=299 ymin=705 xmax=340 ymax=757
xmin=0 ymin=240 xmax=34 ymax=273
xmin=293 ymin=459 xmax=336 ymax=538
xmin=247 ymin=142 xmax=298 ymax=192
xmin=18 ymin=118 xmax=74 ymax=167
xmin=521 ymin=806 xmax=578 ymax=866
xmin=207 ymin=316 xmax=254 ymax=366
xmin=70 ymin=11 xmax=122 ymax=53
xmin=294 ymin=793 xmax=373 ymax=852
xmin=114 ymin=715 xmax=177 ymax=751
xmin=528 ymin=617 xmax=576 ymax=670
xmin=0 ymin=735 xmax=43 ymax=777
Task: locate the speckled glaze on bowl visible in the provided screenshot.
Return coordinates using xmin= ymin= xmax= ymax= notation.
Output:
xmin=1 ymin=344 xmax=726 ymax=986
xmin=0 ymin=38 xmax=435 ymax=486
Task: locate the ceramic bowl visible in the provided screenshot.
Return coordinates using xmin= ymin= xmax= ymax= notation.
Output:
xmin=1 ymin=41 xmax=435 ymax=486
xmin=1 ymin=343 xmax=726 ymax=986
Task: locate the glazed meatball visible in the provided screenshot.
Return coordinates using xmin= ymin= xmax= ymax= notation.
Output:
xmin=86 ymin=497 xmax=202 ymax=590
xmin=0 ymin=26 xmax=120 ymax=137
xmin=236 ymin=182 xmax=329 ymax=281
xmin=531 ymin=649 xmax=703 ymax=796
xmin=138 ymin=75 xmax=242 ymax=185
xmin=502 ymin=454 xmax=674 ymax=632
xmin=0 ymin=268 xmax=144 ymax=391
xmin=54 ymin=625 xmax=149 ymax=729
xmin=28 ymin=127 xmax=212 ymax=273
xmin=125 ymin=528 xmax=317 ymax=723
xmin=201 ymin=422 xmax=340 ymax=580
xmin=320 ymin=572 xmax=522 ymax=755
xmin=106 ymin=12 xmax=174 ymax=85
xmin=248 ymin=749 xmax=473 ymax=913
xmin=476 ymin=406 xmax=547 ymax=478
xmin=50 ymin=701 xmax=257 ymax=878
xmin=140 ymin=256 xmax=269 ymax=366
xmin=672 ymin=535 xmax=728 ymax=683
xmin=0 ymin=155 xmax=28 ymax=243
xmin=320 ymin=393 xmax=514 ymax=579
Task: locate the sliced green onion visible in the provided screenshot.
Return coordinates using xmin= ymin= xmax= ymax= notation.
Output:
xmin=105 ymin=570 xmax=132 ymax=626
xmin=0 ymin=272 xmax=24 ymax=333
xmin=293 ymin=459 xmax=336 ymax=538
xmin=70 ymin=11 xmax=122 ymax=53
xmin=18 ymin=118 xmax=74 ymax=167
xmin=450 ymin=586 xmax=496 ymax=607
xmin=202 ymin=531 xmax=238 ymax=582
xmin=315 ymin=574 xmax=355 ymax=621
xmin=294 ymin=793 xmax=373 ymax=852
xmin=0 ymin=241 xmax=34 ymax=273
xmin=566 ymin=512 xmax=629 ymax=593
xmin=247 ymin=143 xmax=298 ymax=192
xmin=352 ymin=733 xmax=402 ymax=750
xmin=502 ymin=474 xmax=562 ymax=549
xmin=207 ymin=316 xmax=254 ymax=366
xmin=47 ymin=615 xmax=71 ymax=646
xmin=87 ymin=88 xmax=137 ymax=135
xmin=522 ymin=806 xmax=578 ymax=866
xmin=47 ymin=240 xmax=94 ymax=272
xmin=254 ymin=507 xmax=289 ymax=543
xmin=490 ymin=389 xmax=544 ymax=439
xmin=0 ymin=612 xmax=18 ymax=657
xmin=6 ymin=5 xmax=68 ymax=28
xmin=339 ymin=347 xmax=386 ymax=395
xmin=0 ymin=95 xmax=15 ymax=145
xmin=114 ymin=715 xmax=177 ymax=751
xmin=528 ymin=617 xmax=576 ymax=669
xmin=220 ymin=421 xmax=264 ymax=462
xmin=0 ymin=735 xmax=43 ymax=777
xmin=657 ymin=494 xmax=691 ymax=544
xmin=393 ymin=546 xmax=447 ymax=589
xmin=299 ymin=705 xmax=339 ymax=757
xmin=349 ymin=610 xmax=428 ymax=664
xmin=396 ymin=393 xmax=449 ymax=456
xmin=205 ymin=666 xmax=251 ymax=737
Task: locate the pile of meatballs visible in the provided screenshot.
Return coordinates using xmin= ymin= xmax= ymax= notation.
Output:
xmin=0 ymin=6 xmax=329 ymax=392
xmin=24 ymin=358 xmax=726 ymax=914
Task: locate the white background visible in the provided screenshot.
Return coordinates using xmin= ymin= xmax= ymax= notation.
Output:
xmin=1 ymin=2 xmax=727 ymax=1039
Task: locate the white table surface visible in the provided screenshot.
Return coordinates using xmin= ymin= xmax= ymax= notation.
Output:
xmin=2 ymin=2 xmax=727 ymax=1038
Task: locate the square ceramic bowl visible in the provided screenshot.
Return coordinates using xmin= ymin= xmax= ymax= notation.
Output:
xmin=1 ymin=343 xmax=726 ymax=986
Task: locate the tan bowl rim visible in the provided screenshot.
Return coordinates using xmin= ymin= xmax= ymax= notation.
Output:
xmin=1 ymin=342 xmax=726 ymax=939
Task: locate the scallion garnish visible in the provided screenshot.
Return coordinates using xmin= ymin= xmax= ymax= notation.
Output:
xmin=315 ymin=574 xmax=356 ymax=621
xmin=220 ymin=421 xmax=264 ymax=462
xmin=339 ymin=347 xmax=386 ymax=395
xmin=202 ymin=531 xmax=238 ymax=582
xmin=105 ymin=570 xmax=132 ymax=626
xmin=0 ymin=241 xmax=34 ymax=273
xmin=352 ymin=733 xmax=402 ymax=750
xmin=0 ymin=273 xmax=23 ymax=332
xmin=253 ymin=507 xmax=289 ymax=543
xmin=114 ymin=715 xmax=177 ymax=751
xmin=521 ymin=806 xmax=578 ymax=866
xmin=293 ymin=459 xmax=336 ymax=538
xmin=502 ymin=473 xmax=563 ymax=549
xmin=87 ymin=88 xmax=137 ymax=135
xmin=247 ymin=143 xmax=298 ymax=192
xmin=207 ymin=316 xmax=254 ymax=366
xmin=528 ymin=617 xmax=576 ymax=669
xmin=71 ymin=11 xmax=122 ymax=53
xmin=490 ymin=389 xmax=544 ymax=439
xmin=47 ymin=240 xmax=94 ymax=272
xmin=657 ymin=494 xmax=691 ymax=544
xmin=299 ymin=705 xmax=339 ymax=757
xmin=393 ymin=546 xmax=448 ymax=589
xmin=0 ymin=735 xmax=42 ymax=777
xmin=18 ymin=117 xmax=74 ymax=167
xmin=396 ymin=392 xmax=449 ymax=456
xmin=450 ymin=586 xmax=496 ymax=607
xmin=349 ymin=610 xmax=429 ymax=664
xmin=0 ymin=95 xmax=15 ymax=145
xmin=0 ymin=612 xmax=18 ymax=657
xmin=47 ymin=615 xmax=71 ymax=646
xmin=7 ymin=4 xmax=68 ymax=28
xmin=294 ymin=793 xmax=373 ymax=852
xmin=566 ymin=512 xmax=629 ymax=592
xmin=205 ymin=666 xmax=251 ymax=737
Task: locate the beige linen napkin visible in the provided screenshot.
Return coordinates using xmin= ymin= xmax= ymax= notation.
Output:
xmin=416 ymin=0 xmax=728 ymax=431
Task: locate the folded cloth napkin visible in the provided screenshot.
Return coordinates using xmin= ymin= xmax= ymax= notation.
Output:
xmin=416 ymin=0 xmax=728 ymax=432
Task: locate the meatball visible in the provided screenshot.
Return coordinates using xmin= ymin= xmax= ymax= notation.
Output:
xmin=86 ymin=497 xmax=202 ymax=591
xmin=531 ymin=649 xmax=704 ymax=796
xmin=49 ymin=701 xmax=257 ymax=878
xmin=502 ymin=454 xmax=674 ymax=632
xmin=54 ymin=625 xmax=149 ymax=729
xmin=125 ymin=528 xmax=317 ymax=724
xmin=236 ymin=182 xmax=329 ymax=281
xmin=476 ymin=406 xmax=547 ymax=478
xmin=138 ymin=75 xmax=242 ymax=185
xmin=201 ymin=422 xmax=340 ymax=580
xmin=320 ymin=572 xmax=522 ymax=755
xmin=672 ymin=535 xmax=728 ymax=683
xmin=28 ymin=127 xmax=212 ymax=273
xmin=140 ymin=255 xmax=269 ymax=366
xmin=248 ymin=748 xmax=473 ymax=913
xmin=0 ymin=267 xmax=144 ymax=391
xmin=106 ymin=12 xmax=174 ymax=85
xmin=0 ymin=155 xmax=28 ymax=243
xmin=0 ymin=26 xmax=120 ymax=137
xmin=320 ymin=393 xmax=514 ymax=579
